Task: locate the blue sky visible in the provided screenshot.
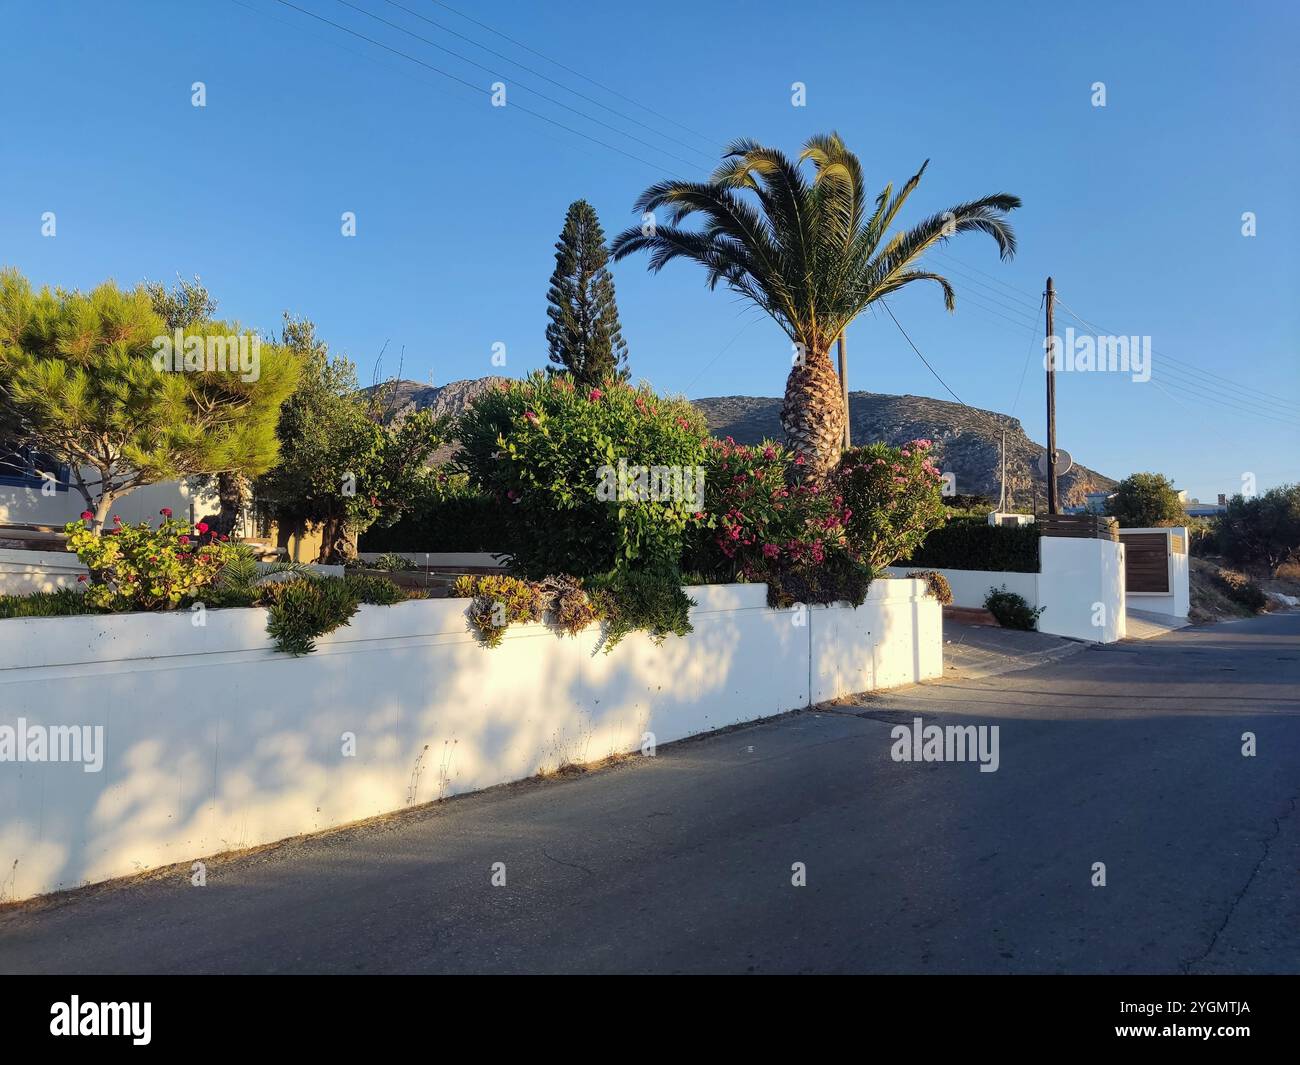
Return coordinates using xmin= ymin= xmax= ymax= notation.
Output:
xmin=2 ymin=0 xmax=1296 ymax=499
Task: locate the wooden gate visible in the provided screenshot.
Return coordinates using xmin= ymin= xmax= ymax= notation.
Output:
xmin=1119 ymin=531 xmax=1171 ymax=593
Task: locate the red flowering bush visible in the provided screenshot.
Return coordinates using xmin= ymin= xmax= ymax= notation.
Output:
xmin=64 ymin=512 xmax=237 ymax=611
xmin=832 ymin=440 xmax=947 ymax=570
xmin=689 ymin=437 xmax=854 ymax=583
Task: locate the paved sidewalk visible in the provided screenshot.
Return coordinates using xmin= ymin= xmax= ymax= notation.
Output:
xmin=941 ymin=619 xmax=1086 ymax=680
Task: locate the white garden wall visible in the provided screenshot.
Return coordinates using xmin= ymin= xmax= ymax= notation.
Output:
xmin=1037 ymin=536 xmax=1126 ymax=642
xmin=884 ymin=565 xmax=1038 ymax=610
xmin=0 ymin=547 xmax=85 ymax=595
xmin=0 ymin=579 xmax=941 ymax=901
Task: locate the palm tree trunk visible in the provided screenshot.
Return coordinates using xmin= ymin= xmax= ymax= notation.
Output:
xmin=781 ymin=346 xmax=847 ymax=481
xmin=837 ymin=332 xmax=850 ymax=449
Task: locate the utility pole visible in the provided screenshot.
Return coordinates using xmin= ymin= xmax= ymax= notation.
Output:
xmin=837 ymin=332 xmax=850 ymax=449
xmin=1045 ymin=277 xmax=1059 ymax=515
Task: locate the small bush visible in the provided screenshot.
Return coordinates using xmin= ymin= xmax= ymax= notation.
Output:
xmin=369 ymin=552 xmax=418 ymax=572
xmin=984 ymin=585 xmax=1044 ymax=630
xmin=589 ymin=567 xmax=694 ymax=650
xmin=263 ymin=577 xmax=362 ymax=656
xmin=452 ymin=574 xmax=545 ymax=648
xmin=1213 ymin=568 xmax=1268 ymax=613
xmin=906 ymin=570 xmax=953 ymax=605
xmin=765 ymin=555 xmax=874 ymax=609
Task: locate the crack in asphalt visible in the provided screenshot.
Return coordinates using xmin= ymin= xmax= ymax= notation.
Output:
xmin=1181 ymin=792 xmax=1299 ymax=974
xmin=541 ymin=849 xmax=595 ymax=877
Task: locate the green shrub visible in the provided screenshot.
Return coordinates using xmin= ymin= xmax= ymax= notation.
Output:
xmin=1106 ymin=471 xmax=1184 ymax=528
xmin=263 ymin=577 xmax=362 ymax=656
xmin=344 ymin=572 xmax=409 ymax=605
xmin=1218 ymin=484 xmax=1300 ymax=570
xmin=0 ymin=588 xmax=97 ymax=619
xmin=906 ymin=521 xmax=1040 ymax=572
xmin=65 ymin=513 xmax=237 ymax=610
xmin=589 ymin=567 xmax=694 ymax=650
xmin=832 ymin=440 xmax=947 ymax=570
xmin=455 ymin=372 xmax=708 ymax=578
xmin=906 ymin=570 xmax=953 ymax=604
xmin=764 ymin=554 xmax=874 ymax=610
xmin=1213 ymin=568 xmax=1268 ymax=613
xmin=984 ymin=585 xmax=1044 ymax=630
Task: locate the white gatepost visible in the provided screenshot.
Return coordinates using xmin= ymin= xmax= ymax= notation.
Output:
xmin=1037 ymin=524 xmax=1126 ymax=643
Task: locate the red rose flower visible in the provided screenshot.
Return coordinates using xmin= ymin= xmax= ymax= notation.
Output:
xmin=80 ymin=510 xmax=93 ymax=521
xmin=77 ymin=574 xmax=88 ymax=583
xmin=178 ymin=535 xmax=189 ymax=544
xmin=588 ymin=388 xmax=603 ymax=401
xmin=160 ymin=507 xmax=172 ymax=517
xmin=195 ymin=522 xmax=209 ymax=533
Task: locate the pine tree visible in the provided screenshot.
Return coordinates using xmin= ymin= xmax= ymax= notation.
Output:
xmin=545 ymin=200 xmax=629 ymax=386
xmin=0 ymin=269 xmax=300 ymax=531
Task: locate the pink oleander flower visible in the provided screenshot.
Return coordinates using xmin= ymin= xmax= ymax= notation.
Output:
xmin=588 ymin=388 xmax=604 ymax=401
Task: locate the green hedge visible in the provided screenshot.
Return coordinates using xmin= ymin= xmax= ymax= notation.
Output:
xmin=903 ymin=521 xmax=1040 ymax=573
xmin=359 ymin=496 xmax=512 ymax=554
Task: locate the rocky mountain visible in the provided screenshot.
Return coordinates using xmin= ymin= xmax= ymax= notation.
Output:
xmin=372 ymin=378 xmax=1115 ymax=508
xmin=695 ymin=391 xmax=1115 ymax=508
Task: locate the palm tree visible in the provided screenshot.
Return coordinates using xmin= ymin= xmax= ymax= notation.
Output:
xmin=611 ymin=133 xmax=1021 ymax=478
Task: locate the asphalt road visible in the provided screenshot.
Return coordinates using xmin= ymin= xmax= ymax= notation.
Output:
xmin=2 ymin=612 xmax=1297 ymax=974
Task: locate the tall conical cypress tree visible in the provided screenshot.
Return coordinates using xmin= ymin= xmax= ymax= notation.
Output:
xmin=545 ymin=200 xmax=629 ymax=385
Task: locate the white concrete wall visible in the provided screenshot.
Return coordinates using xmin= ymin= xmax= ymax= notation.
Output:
xmin=885 ymin=565 xmax=1039 ymax=610
xmin=0 ymin=578 xmax=941 ymax=900
xmin=1038 ymin=536 xmax=1126 ymax=642
xmin=0 ymin=477 xmax=219 ymax=528
xmin=1123 ymin=526 xmax=1190 ymax=618
xmin=0 ymin=548 xmax=85 ymax=595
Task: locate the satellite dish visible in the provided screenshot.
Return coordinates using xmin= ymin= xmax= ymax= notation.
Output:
xmin=1037 ymin=449 xmax=1073 ymax=477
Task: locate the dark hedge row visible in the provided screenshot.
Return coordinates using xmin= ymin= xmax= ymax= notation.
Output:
xmin=359 ymin=496 xmax=512 ymax=554
xmin=903 ymin=519 xmax=1041 ymax=573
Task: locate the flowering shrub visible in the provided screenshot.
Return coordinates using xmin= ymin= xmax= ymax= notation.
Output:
xmin=64 ymin=511 xmax=236 ymax=611
xmin=688 ymin=437 xmax=852 ymax=582
xmin=455 ymin=372 xmax=709 ymax=578
xmin=832 ymin=441 xmax=946 ymax=571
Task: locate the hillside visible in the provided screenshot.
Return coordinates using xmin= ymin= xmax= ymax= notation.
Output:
xmin=694 ymin=391 xmax=1115 ymax=508
xmin=374 ymin=378 xmax=1115 ymax=508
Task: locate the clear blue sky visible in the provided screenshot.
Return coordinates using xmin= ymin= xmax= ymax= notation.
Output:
xmin=2 ymin=0 xmax=1296 ymax=499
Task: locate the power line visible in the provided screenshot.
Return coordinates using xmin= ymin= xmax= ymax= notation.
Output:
xmin=265 ymin=0 xmax=678 ymax=171
xmin=880 ymin=299 xmax=967 ymax=406
xmin=381 ymin=0 xmax=717 ymax=164
xmin=1053 ymin=297 xmax=1300 ymax=418
xmin=427 ymin=0 xmax=720 ymax=149
xmin=330 ymin=0 xmax=706 ymax=170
